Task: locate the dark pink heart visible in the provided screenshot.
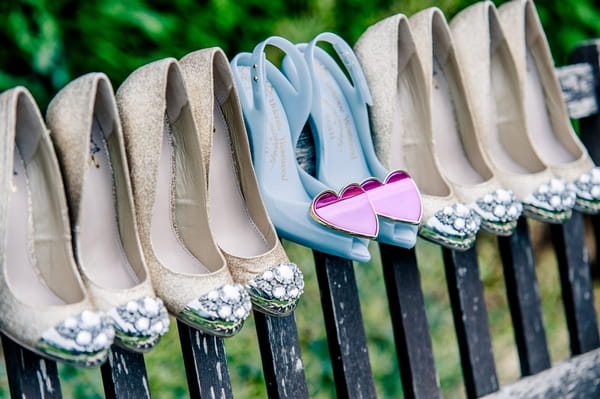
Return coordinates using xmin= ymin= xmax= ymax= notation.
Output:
xmin=361 ymin=170 xmax=422 ymax=223
xmin=311 ymin=184 xmax=378 ymax=238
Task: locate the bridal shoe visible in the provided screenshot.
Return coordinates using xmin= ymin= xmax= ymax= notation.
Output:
xmin=449 ymin=4 xmax=575 ymax=223
xmin=498 ymin=0 xmax=599 ymax=214
xmin=0 ymin=87 xmax=113 ymax=366
xmin=47 ymin=73 xmax=169 ymax=352
xmin=288 ymin=33 xmax=422 ymax=248
xmin=116 ymin=59 xmax=251 ymax=336
xmin=354 ymin=15 xmax=481 ymax=249
xmin=231 ymin=36 xmax=372 ymax=262
xmin=356 ymin=12 xmax=521 ymax=237
xmin=179 ymin=48 xmax=304 ymax=316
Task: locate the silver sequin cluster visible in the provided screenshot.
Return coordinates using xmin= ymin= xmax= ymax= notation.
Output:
xmin=50 ymin=310 xmax=114 ymax=353
xmin=526 ymin=179 xmax=576 ymax=211
xmin=248 ymin=262 xmax=304 ymax=301
xmin=573 ymin=167 xmax=600 ymax=201
xmin=113 ymin=296 xmax=169 ymax=337
xmin=474 ymin=189 xmax=522 ymax=222
xmin=431 ymin=203 xmax=481 ymax=236
xmin=194 ymin=284 xmax=251 ymax=322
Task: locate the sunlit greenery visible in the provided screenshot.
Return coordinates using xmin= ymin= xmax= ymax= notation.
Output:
xmin=1 ymin=0 xmax=599 ymax=397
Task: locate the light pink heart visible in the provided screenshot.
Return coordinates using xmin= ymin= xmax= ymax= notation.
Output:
xmin=361 ymin=170 xmax=422 ymax=223
xmin=311 ymin=184 xmax=378 ymax=238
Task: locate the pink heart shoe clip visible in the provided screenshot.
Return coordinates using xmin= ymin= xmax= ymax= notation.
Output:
xmin=361 ymin=170 xmax=422 ymax=224
xmin=311 ymin=184 xmax=378 ymax=238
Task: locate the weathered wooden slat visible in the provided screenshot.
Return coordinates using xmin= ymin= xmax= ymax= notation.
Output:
xmin=101 ymin=346 xmax=150 ymax=399
xmin=177 ymin=321 xmax=233 ymax=399
xmin=312 ymin=250 xmax=377 ymax=398
xmin=254 ymin=311 xmax=309 ymax=399
xmin=569 ymin=40 xmax=600 ymax=165
xmin=443 ymin=247 xmax=498 ymax=399
xmin=481 ymin=347 xmax=600 ymax=399
xmin=556 ymin=62 xmax=598 ymax=120
xmin=498 ymin=217 xmax=551 ymax=375
xmin=550 ymin=212 xmax=600 ymax=355
xmin=379 ymin=243 xmax=441 ymax=399
xmin=1 ymin=333 xmax=63 ymax=399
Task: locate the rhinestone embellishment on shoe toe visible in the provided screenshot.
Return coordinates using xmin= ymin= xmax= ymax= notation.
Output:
xmin=472 ymin=189 xmax=522 ymax=236
xmin=572 ymin=167 xmax=600 ymax=214
xmin=179 ymin=284 xmax=251 ymax=337
xmin=420 ymin=203 xmax=481 ymax=250
xmin=523 ymin=179 xmax=576 ymax=223
xmin=38 ymin=310 xmax=114 ymax=367
xmin=109 ymin=296 xmax=169 ymax=352
xmin=247 ymin=262 xmax=304 ymax=316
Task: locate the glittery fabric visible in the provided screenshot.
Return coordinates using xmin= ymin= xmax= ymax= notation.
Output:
xmin=179 ymin=49 xmax=292 ymax=285
xmin=450 ymin=2 xmax=576 ymax=201
xmin=116 ymin=58 xmax=234 ymax=314
xmin=46 ymin=73 xmax=157 ymax=312
xmin=0 ymin=87 xmax=99 ymax=351
xmin=497 ymin=0 xmax=594 ymax=182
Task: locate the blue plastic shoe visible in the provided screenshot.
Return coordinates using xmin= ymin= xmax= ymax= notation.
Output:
xmin=230 ymin=37 xmax=372 ymax=262
xmin=281 ymin=33 xmax=422 ymax=248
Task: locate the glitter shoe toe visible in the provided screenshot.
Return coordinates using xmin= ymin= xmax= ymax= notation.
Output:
xmin=108 ymin=296 xmax=169 ymax=352
xmin=471 ymin=189 xmax=522 ymax=236
xmin=178 ymin=284 xmax=251 ymax=337
xmin=522 ymin=179 xmax=575 ymax=223
xmin=419 ymin=203 xmax=481 ymax=250
xmin=37 ymin=310 xmax=114 ymax=368
xmin=247 ymin=262 xmax=304 ymax=316
xmin=572 ymin=167 xmax=600 ymax=214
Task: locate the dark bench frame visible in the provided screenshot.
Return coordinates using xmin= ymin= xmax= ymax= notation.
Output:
xmin=4 ymin=40 xmax=600 ymax=399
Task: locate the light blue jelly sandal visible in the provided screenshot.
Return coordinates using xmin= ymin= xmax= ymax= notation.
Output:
xmin=230 ymin=36 xmax=372 ymax=262
xmin=283 ymin=32 xmax=422 ymax=248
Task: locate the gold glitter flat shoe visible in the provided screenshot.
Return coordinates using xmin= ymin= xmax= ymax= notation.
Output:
xmin=116 ymin=58 xmax=251 ymax=336
xmin=47 ymin=73 xmax=169 ymax=352
xmin=0 ymin=86 xmax=114 ymax=367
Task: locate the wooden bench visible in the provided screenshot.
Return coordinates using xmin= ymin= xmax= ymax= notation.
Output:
xmin=3 ymin=40 xmax=600 ymax=399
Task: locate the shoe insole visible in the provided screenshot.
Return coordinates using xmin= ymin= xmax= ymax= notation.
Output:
xmin=235 ymin=67 xmax=313 ymax=213
xmin=391 ymin=54 xmax=450 ymax=197
xmin=524 ymin=47 xmax=576 ymax=163
xmin=6 ymin=148 xmax=65 ymax=306
xmin=208 ymin=99 xmax=269 ymax=257
xmin=431 ymin=58 xmax=485 ymax=184
xmin=313 ymin=61 xmax=371 ymax=190
xmin=78 ymin=120 xmax=137 ymax=289
xmin=151 ymin=118 xmax=209 ymax=274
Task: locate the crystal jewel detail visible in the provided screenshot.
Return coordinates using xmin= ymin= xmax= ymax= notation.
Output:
xmin=111 ymin=296 xmax=170 ymax=338
xmin=573 ymin=167 xmax=600 ymax=201
xmin=426 ymin=203 xmax=481 ymax=238
xmin=42 ymin=310 xmax=115 ymax=354
xmin=248 ymin=262 xmax=304 ymax=302
xmin=474 ymin=189 xmax=523 ymax=223
xmin=190 ymin=284 xmax=251 ymax=323
xmin=525 ymin=178 xmax=576 ymax=212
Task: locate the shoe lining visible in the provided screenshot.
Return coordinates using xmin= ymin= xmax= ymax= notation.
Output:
xmin=209 ymin=98 xmax=269 ymax=257
xmin=78 ymin=119 xmax=137 ymax=289
xmin=6 ymin=147 xmax=65 ymax=306
xmin=392 ymin=45 xmax=450 ymax=197
xmin=150 ymin=116 xmax=210 ymax=274
xmin=312 ymin=60 xmax=372 ymax=190
xmin=431 ymin=57 xmax=486 ymax=184
xmin=524 ymin=42 xmax=578 ymax=163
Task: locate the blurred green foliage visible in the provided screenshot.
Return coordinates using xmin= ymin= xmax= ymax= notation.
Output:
xmin=0 ymin=0 xmax=599 ymax=398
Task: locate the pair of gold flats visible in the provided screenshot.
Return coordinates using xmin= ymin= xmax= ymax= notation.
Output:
xmin=0 ymin=48 xmax=303 ymax=367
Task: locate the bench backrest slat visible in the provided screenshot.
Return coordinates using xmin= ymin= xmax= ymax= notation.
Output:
xmin=312 ymin=250 xmax=377 ymax=398
xmin=379 ymin=244 xmax=441 ymax=399
xmin=498 ymin=218 xmax=551 ymax=376
xmin=100 ymin=347 xmax=150 ymax=399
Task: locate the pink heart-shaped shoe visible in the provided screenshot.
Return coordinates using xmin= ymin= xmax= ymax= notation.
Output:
xmin=361 ymin=170 xmax=422 ymax=224
xmin=311 ymin=184 xmax=378 ymax=238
